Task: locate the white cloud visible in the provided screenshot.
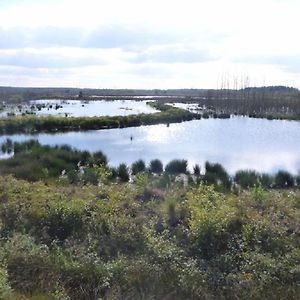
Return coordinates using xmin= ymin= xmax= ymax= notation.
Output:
xmin=0 ymin=47 xmax=129 ymax=68
xmin=0 ymin=0 xmax=300 ymax=88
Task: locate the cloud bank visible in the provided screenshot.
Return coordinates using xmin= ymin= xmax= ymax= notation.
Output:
xmin=0 ymin=0 xmax=300 ymax=88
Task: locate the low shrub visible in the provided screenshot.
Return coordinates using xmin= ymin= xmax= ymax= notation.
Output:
xmin=149 ymin=159 xmax=163 ymax=174
xmin=165 ymin=159 xmax=188 ymax=174
xmin=131 ymin=159 xmax=146 ymax=175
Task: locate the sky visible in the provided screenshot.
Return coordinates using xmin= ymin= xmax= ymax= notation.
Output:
xmin=0 ymin=0 xmax=300 ymax=89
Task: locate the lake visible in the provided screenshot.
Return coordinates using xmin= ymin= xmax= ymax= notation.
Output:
xmin=0 ymin=99 xmax=158 ymax=117
xmin=1 ymin=116 xmax=300 ymax=174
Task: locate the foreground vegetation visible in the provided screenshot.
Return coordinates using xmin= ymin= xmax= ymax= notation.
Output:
xmin=0 ymin=175 xmax=300 ymax=299
xmin=0 ymin=140 xmax=300 ymax=299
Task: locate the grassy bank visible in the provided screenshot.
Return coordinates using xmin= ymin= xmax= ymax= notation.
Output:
xmin=1 ymin=139 xmax=299 ymax=190
xmin=0 ymin=102 xmax=200 ymax=134
xmin=2 ymin=100 xmax=300 ymax=136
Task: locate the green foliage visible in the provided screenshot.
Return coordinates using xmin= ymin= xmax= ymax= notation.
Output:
xmin=0 ymin=101 xmax=200 ymax=134
xmin=82 ymin=167 xmax=99 ymax=185
xmin=149 ymin=159 xmax=163 ymax=174
xmin=187 ymin=184 xmax=238 ymax=258
xmin=203 ymin=161 xmax=231 ymax=190
xmin=154 ymin=173 xmax=172 ymax=189
xmin=296 ymin=173 xmax=300 ymax=187
xmin=0 ymin=139 xmax=95 ymax=182
xmin=117 ymin=163 xmax=129 ymax=182
xmin=0 ymin=267 xmax=12 ymax=299
xmin=235 ymin=169 xmax=260 ymax=189
xmin=1 ymin=138 xmax=13 ymax=153
xmin=260 ymin=173 xmax=274 ymax=188
xmin=67 ymin=169 xmax=79 ymax=184
xmin=275 ymin=170 xmax=295 ymax=188
xmin=0 ymin=176 xmax=299 ymax=299
xmin=89 ymin=150 xmax=107 ymax=166
xmin=165 ymin=159 xmax=188 ymax=174
xmin=131 ymin=159 xmax=146 ymax=175
xmin=193 ymin=164 xmax=201 ymax=176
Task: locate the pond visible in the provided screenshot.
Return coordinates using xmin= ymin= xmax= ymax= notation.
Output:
xmin=166 ymin=102 xmax=205 ymax=113
xmin=0 ymin=99 xmax=158 ymax=117
xmin=1 ymin=116 xmax=300 ymax=174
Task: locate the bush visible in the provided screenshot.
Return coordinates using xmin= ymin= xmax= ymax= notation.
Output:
xmin=117 ymin=163 xmax=130 ymax=182
xmin=82 ymin=167 xmax=99 ymax=185
xmin=131 ymin=160 xmax=146 ymax=175
xmin=109 ymin=167 xmax=118 ymax=179
xmin=234 ymin=170 xmax=260 ymax=189
xmin=296 ymin=173 xmax=300 ymax=187
xmin=165 ymin=159 xmax=188 ymax=174
xmin=67 ymin=169 xmax=80 ymax=184
xmin=260 ymin=173 xmax=273 ymax=188
xmin=0 ymin=175 xmax=300 ymax=298
xmin=0 ymin=267 xmax=12 ymax=299
xmin=90 ymin=151 xmax=107 ymax=166
xmin=193 ymin=164 xmax=201 ymax=176
xmin=0 ymin=140 xmax=105 ymax=183
xmin=204 ymin=162 xmax=231 ymax=189
xmin=149 ymin=159 xmax=163 ymax=174
xmin=274 ymin=170 xmax=294 ymax=188
xmin=155 ymin=173 xmax=172 ymax=188
xmin=1 ymin=138 xmax=13 ymax=154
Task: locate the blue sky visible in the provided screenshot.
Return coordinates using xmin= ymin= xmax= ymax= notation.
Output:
xmin=0 ymin=0 xmax=300 ymax=88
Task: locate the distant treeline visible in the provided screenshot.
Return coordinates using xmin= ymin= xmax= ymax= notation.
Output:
xmin=2 ymin=85 xmax=300 ymax=120
xmin=0 ymin=86 xmax=211 ymax=102
xmin=192 ymin=87 xmax=300 ymax=116
xmin=0 ymin=84 xmax=298 ymax=100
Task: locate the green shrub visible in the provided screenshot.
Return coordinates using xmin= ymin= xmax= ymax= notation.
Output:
xmin=296 ymin=173 xmax=300 ymax=187
xmin=0 ymin=175 xmax=299 ymax=299
xmin=204 ymin=162 xmax=231 ymax=189
xmin=0 ymin=267 xmax=12 ymax=299
xmin=149 ymin=159 xmax=163 ymax=174
xmin=67 ymin=169 xmax=80 ymax=184
xmin=165 ymin=159 xmax=188 ymax=174
xmin=82 ymin=167 xmax=99 ymax=185
xmin=155 ymin=173 xmax=172 ymax=188
xmin=131 ymin=159 xmax=146 ymax=175
xmin=260 ymin=173 xmax=273 ymax=188
xmin=117 ymin=163 xmax=130 ymax=182
xmin=89 ymin=150 xmax=107 ymax=166
xmin=234 ymin=170 xmax=260 ymax=188
xmin=274 ymin=170 xmax=294 ymax=188
xmin=193 ymin=164 xmax=201 ymax=176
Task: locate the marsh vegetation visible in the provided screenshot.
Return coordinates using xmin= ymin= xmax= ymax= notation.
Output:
xmin=0 ymin=168 xmax=300 ymax=299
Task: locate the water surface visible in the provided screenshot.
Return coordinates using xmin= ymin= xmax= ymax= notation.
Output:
xmin=0 ymin=99 xmax=158 ymax=117
xmin=1 ymin=117 xmax=300 ymax=174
